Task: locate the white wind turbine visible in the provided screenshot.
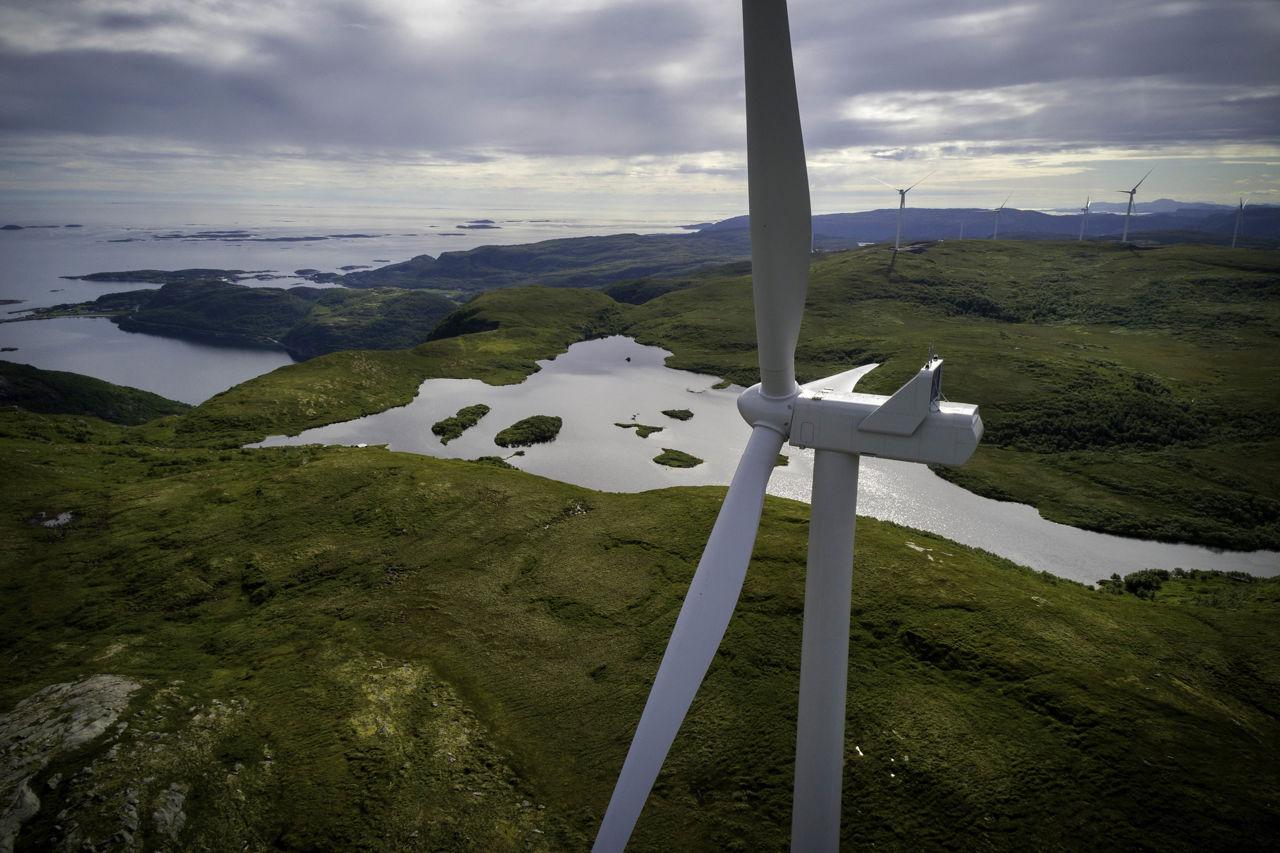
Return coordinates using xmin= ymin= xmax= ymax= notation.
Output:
xmin=1118 ymin=167 xmax=1153 ymax=242
xmin=1078 ymin=196 xmax=1091 ymax=241
xmin=1232 ymin=197 xmax=1246 ymax=249
xmin=592 ymin=3 xmax=983 ymax=851
xmin=991 ymin=192 xmax=1013 ymax=239
xmin=875 ymin=170 xmax=934 ymax=252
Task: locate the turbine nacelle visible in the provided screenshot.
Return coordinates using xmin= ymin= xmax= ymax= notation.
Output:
xmin=790 ymin=358 xmax=982 ymax=466
xmin=737 ymin=358 xmax=983 ymax=467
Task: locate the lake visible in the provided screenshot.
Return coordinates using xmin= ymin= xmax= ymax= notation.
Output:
xmin=252 ymin=336 xmax=1280 ymax=585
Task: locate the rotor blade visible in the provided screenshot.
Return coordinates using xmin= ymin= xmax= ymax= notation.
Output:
xmin=801 ymin=363 xmax=879 ymax=395
xmin=871 ymin=176 xmax=897 ymax=191
xmin=1000 ymin=191 xmax=1013 ymax=208
xmin=593 ymin=425 xmax=786 ymax=853
xmin=1132 ymin=167 xmax=1153 ymax=192
xmin=744 ymin=0 xmax=810 ymax=399
xmin=906 ymin=169 xmax=935 ymax=192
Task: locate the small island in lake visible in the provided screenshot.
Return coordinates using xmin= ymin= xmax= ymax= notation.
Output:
xmin=614 ymin=421 xmax=664 ymax=438
xmin=432 ymin=404 xmax=491 ymax=444
xmin=495 ymin=415 xmax=562 ymax=447
xmin=653 ymin=448 xmax=703 ymax=468
xmin=661 ymin=408 xmax=694 ymax=421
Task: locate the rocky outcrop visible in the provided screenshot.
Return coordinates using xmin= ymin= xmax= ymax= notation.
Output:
xmin=0 ymin=675 xmax=140 ymax=853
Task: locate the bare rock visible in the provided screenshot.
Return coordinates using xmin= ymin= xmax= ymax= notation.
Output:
xmin=0 ymin=675 xmax=140 ymax=853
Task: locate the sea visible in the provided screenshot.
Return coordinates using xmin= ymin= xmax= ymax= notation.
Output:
xmin=0 ymin=202 xmax=697 ymax=402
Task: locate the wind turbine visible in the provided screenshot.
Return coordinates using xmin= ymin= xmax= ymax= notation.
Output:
xmin=1118 ymin=167 xmax=1153 ymax=242
xmin=1078 ymin=196 xmax=1091 ymax=241
xmin=592 ymin=3 xmax=983 ymax=851
xmin=875 ymin=170 xmax=934 ymax=252
xmin=991 ymin=192 xmax=1012 ymax=239
xmin=1232 ymin=197 xmax=1246 ymax=249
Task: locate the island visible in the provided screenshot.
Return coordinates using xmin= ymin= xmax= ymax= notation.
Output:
xmin=653 ymin=448 xmax=703 ymax=468
xmin=494 ymin=415 xmax=562 ymax=447
xmin=431 ymin=404 xmax=491 ymax=444
xmin=614 ymin=421 xmax=664 ymax=438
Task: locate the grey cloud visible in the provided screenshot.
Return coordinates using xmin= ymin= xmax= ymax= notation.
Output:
xmin=0 ymin=0 xmax=1276 ymax=163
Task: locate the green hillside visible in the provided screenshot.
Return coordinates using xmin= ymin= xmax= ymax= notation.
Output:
xmin=621 ymin=241 xmax=1280 ymax=550
xmin=2 ymin=408 xmax=1277 ymax=851
xmin=22 ymin=280 xmax=458 ymax=360
xmin=0 ymin=360 xmax=189 ymax=424
xmin=162 ymin=241 xmax=1279 ymax=550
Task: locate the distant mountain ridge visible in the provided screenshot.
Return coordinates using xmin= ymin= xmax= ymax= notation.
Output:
xmin=702 ymin=204 xmax=1278 ymax=246
xmin=1080 ymin=198 xmax=1235 ymax=215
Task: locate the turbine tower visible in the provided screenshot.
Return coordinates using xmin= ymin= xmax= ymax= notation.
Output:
xmin=1118 ymin=168 xmax=1153 ymax=242
xmin=1232 ymin=197 xmax=1246 ymax=249
xmin=1078 ymin=196 xmax=1091 ymax=241
xmin=875 ymin=170 xmax=934 ymax=252
xmin=592 ymin=3 xmax=982 ymax=851
xmin=991 ymin=192 xmax=1012 ymax=239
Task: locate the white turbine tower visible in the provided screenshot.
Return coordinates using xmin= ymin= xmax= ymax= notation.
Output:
xmin=1078 ymin=196 xmax=1091 ymax=241
xmin=991 ymin=192 xmax=1012 ymax=239
xmin=591 ymin=3 xmax=982 ymax=851
xmin=1118 ymin=168 xmax=1153 ymax=243
xmin=875 ymin=171 xmax=934 ymax=252
xmin=1232 ymin=197 xmax=1246 ymax=249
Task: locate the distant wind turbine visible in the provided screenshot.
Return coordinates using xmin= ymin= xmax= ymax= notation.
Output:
xmin=875 ymin=171 xmax=934 ymax=252
xmin=1078 ymin=196 xmax=1091 ymax=241
xmin=991 ymin=192 xmax=1012 ymax=239
xmin=1118 ymin=168 xmax=1153 ymax=243
xmin=1232 ymin=197 xmax=1246 ymax=249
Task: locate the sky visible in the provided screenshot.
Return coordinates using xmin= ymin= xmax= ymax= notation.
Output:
xmin=1 ymin=0 xmax=1278 ymax=221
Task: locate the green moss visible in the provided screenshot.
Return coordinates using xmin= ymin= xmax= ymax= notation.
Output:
xmin=775 ymin=454 xmax=789 ymax=467
xmin=653 ymin=448 xmax=703 ymax=468
xmin=495 ymin=415 xmax=563 ymax=448
xmin=431 ymin=404 xmax=491 ymax=444
xmin=661 ymin=409 xmax=694 ymax=421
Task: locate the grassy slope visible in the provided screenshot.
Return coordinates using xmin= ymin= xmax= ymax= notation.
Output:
xmin=0 ymin=360 xmax=189 ymax=424
xmin=2 ymin=409 xmax=1277 ymax=850
xmin=24 ymin=280 xmax=457 ymax=360
xmin=341 ymin=232 xmax=752 ymax=293
xmin=622 ymin=241 xmax=1280 ymax=550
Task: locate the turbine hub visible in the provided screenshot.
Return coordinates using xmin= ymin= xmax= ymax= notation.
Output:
xmin=737 ymin=383 xmax=797 ymax=437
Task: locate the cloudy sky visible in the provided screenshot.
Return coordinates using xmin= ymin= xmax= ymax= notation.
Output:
xmin=1 ymin=0 xmax=1277 ymax=219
